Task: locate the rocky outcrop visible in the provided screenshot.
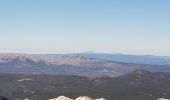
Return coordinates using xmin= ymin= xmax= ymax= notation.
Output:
xmin=157 ymin=98 xmax=170 ymax=100
xmin=49 ymin=96 xmax=106 ymax=100
xmin=49 ymin=96 xmax=73 ymax=100
xmin=24 ymin=98 xmax=30 ymax=100
xmin=75 ymin=96 xmax=93 ymax=100
xmin=95 ymin=98 xmax=106 ymax=100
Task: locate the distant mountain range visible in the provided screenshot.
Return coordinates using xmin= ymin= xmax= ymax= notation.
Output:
xmin=0 ymin=53 xmax=170 ymax=100
xmin=0 ymin=53 xmax=170 ymax=77
xmin=77 ymin=52 xmax=170 ymax=65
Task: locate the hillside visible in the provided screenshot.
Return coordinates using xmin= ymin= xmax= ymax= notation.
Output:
xmin=0 ymin=70 xmax=170 ymax=100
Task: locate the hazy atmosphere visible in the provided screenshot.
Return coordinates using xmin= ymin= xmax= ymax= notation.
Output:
xmin=1 ymin=1 xmax=170 ymax=100
xmin=0 ymin=0 xmax=170 ymax=56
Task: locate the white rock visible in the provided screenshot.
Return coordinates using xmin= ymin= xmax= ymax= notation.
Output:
xmin=49 ymin=96 xmax=73 ymax=100
xmin=95 ymin=98 xmax=106 ymax=100
xmin=24 ymin=98 xmax=30 ymax=100
xmin=157 ymin=98 xmax=170 ymax=100
xmin=75 ymin=96 xmax=93 ymax=100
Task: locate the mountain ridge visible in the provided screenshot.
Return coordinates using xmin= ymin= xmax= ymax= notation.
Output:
xmin=0 ymin=70 xmax=170 ymax=100
xmin=0 ymin=53 xmax=170 ymax=77
xmin=76 ymin=52 xmax=170 ymax=65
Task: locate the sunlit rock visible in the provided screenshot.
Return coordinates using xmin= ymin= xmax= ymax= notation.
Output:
xmin=75 ymin=96 xmax=93 ymax=100
xmin=95 ymin=98 xmax=106 ymax=100
xmin=49 ymin=96 xmax=73 ymax=100
xmin=157 ymin=98 xmax=170 ymax=100
xmin=24 ymin=98 xmax=30 ymax=100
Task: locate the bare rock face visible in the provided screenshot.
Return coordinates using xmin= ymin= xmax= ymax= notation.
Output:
xmin=75 ymin=96 xmax=93 ymax=100
xmin=49 ymin=96 xmax=73 ymax=100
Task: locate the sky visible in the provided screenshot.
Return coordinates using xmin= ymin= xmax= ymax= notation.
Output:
xmin=0 ymin=0 xmax=170 ymax=56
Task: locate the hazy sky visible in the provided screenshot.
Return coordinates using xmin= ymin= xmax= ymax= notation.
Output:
xmin=0 ymin=0 xmax=170 ymax=56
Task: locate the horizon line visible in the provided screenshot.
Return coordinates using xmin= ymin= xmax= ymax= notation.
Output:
xmin=0 ymin=52 xmax=169 ymax=57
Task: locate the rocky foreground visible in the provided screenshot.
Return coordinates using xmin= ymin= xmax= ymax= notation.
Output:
xmin=49 ymin=96 xmax=105 ymax=100
xmin=1 ymin=96 xmax=169 ymax=100
xmin=21 ymin=96 xmax=105 ymax=100
xmin=0 ymin=96 xmax=106 ymax=100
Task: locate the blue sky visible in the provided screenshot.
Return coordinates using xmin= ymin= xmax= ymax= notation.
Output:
xmin=0 ymin=0 xmax=170 ymax=56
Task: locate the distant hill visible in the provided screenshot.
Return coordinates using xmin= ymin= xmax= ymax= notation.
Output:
xmin=77 ymin=52 xmax=170 ymax=65
xmin=0 ymin=53 xmax=170 ymax=77
xmin=0 ymin=70 xmax=170 ymax=100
